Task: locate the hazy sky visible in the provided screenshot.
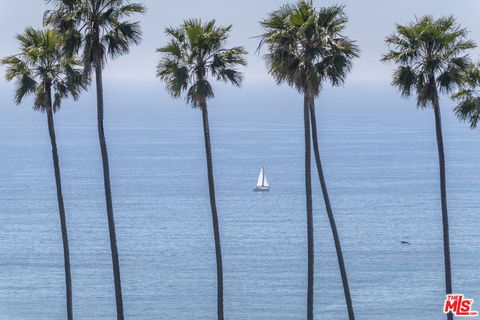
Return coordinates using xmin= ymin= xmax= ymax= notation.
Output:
xmin=1 ymin=0 xmax=480 ymax=109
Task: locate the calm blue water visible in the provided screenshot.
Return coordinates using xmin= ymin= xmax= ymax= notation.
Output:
xmin=0 ymin=89 xmax=479 ymax=319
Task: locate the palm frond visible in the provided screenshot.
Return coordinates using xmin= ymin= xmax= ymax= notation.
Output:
xmin=1 ymin=27 xmax=86 ymax=111
xmin=383 ymin=15 xmax=476 ymax=108
xmin=454 ymin=95 xmax=480 ymax=128
xmin=102 ymin=21 xmax=142 ymax=58
xmin=157 ymin=19 xmax=246 ymax=107
xmin=156 ymin=58 xmax=190 ymax=98
xmin=258 ymin=0 xmax=358 ymax=96
xmin=452 ymin=62 xmax=480 ymax=128
xmin=186 ymin=79 xmax=214 ymax=108
xmin=44 ymin=0 xmax=146 ymax=71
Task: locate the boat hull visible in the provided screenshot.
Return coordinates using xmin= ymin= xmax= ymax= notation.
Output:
xmin=254 ymin=186 xmax=270 ymax=192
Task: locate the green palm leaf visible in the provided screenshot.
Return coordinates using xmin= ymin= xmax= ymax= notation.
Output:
xmin=452 ymin=63 xmax=480 ymax=128
xmin=258 ymin=0 xmax=359 ymax=96
xmin=44 ymin=0 xmax=146 ymax=72
xmin=1 ymin=27 xmax=86 ymax=112
xmin=382 ymin=15 xmax=476 ymax=107
xmin=157 ymin=19 xmax=247 ymax=107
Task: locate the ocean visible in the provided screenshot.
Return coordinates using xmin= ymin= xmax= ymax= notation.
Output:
xmin=0 ymin=85 xmax=479 ymax=319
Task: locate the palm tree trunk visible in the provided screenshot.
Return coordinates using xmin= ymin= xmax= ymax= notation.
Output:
xmin=200 ymin=101 xmax=224 ymax=320
xmin=45 ymin=84 xmax=73 ymax=320
xmin=309 ymin=102 xmax=355 ymax=320
xmin=95 ymin=64 xmax=124 ymax=320
xmin=304 ymin=94 xmax=314 ymax=320
xmin=432 ymin=99 xmax=453 ymax=320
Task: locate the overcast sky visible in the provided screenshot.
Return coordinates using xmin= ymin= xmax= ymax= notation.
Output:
xmin=1 ymin=0 xmax=480 ymax=109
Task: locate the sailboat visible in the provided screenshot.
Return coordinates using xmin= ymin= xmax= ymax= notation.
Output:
xmin=254 ymin=167 xmax=270 ymax=191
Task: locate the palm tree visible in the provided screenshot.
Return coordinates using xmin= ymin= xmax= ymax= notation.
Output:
xmin=156 ymin=19 xmax=247 ymax=320
xmin=44 ymin=2 xmax=146 ymax=318
xmin=1 ymin=27 xmax=86 ymax=320
xmin=453 ymin=63 xmax=480 ymax=129
xmin=258 ymin=2 xmax=359 ymax=319
xmin=382 ymin=16 xmax=476 ymax=320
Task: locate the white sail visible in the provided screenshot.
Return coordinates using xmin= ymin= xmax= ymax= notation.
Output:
xmin=254 ymin=166 xmax=270 ymax=191
xmin=263 ymin=171 xmax=270 ymax=187
xmin=256 ymin=167 xmax=265 ymax=187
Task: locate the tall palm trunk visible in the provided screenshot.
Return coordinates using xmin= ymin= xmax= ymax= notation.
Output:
xmin=432 ymin=98 xmax=453 ymax=320
xmin=304 ymin=95 xmax=314 ymax=320
xmin=45 ymin=84 xmax=73 ymax=320
xmin=199 ymin=101 xmax=224 ymax=320
xmin=309 ymin=102 xmax=355 ymax=320
xmin=200 ymin=101 xmax=224 ymax=320
xmin=95 ymin=64 xmax=124 ymax=320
